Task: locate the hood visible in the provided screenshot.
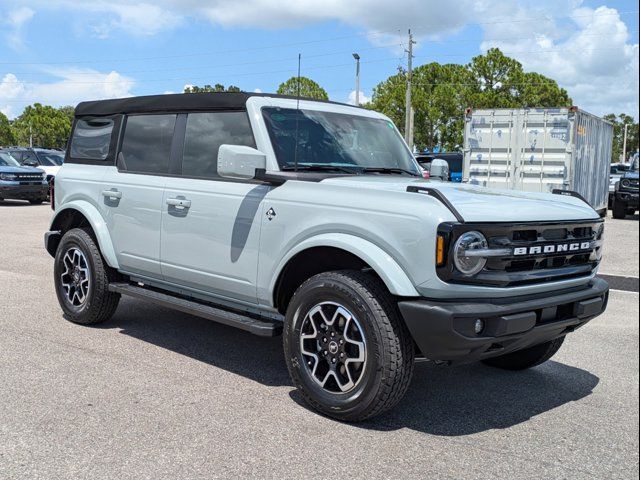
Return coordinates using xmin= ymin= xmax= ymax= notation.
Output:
xmin=622 ymin=171 xmax=639 ymax=180
xmin=0 ymin=165 xmax=45 ymax=175
xmin=320 ymin=176 xmax=599 ymax=223
xmin=37 ymin=165 xmax=61 ymax=176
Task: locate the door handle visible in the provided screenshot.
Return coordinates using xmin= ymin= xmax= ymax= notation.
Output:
xmin=166 ymin=197 xmax=191 ymax=209
xmin=101 ymin=189 xmax=122 ymax=200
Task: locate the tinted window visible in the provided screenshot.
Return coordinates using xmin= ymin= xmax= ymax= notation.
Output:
xmin=182 ymin=112 xmax=255 ymax=179
xmin=36 ymin=151 xmax=64 ymax=166
xmin=70 ymin=117 xmax=114 ymax=160
xmin=120 ymin=115 xmax=176 ymax=174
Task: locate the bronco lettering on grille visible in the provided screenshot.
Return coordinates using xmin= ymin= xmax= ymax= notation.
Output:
xmin=513 ymin=242 xmax=592 ymax=256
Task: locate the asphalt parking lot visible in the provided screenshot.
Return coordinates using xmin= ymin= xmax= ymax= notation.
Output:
xmin=0 ymin=202 xmax=638 ymax=479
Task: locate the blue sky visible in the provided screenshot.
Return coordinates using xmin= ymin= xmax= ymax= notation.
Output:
xmin=1 ymin=0 xmax=638 ymax=119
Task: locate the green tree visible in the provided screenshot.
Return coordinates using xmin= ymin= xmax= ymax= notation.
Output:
xmin=0 ymin=111 xmax=14 ymax=146
xmin=10 ymin=103 xmax=72 ymax=149
xmin=370 ymin=64 xmax=471 ymax=151
xmin=276 ymin=76 xmax=328 ymax=100
xmin=604 ymin=113 xmax=639 ymax=162
xmin=184 ymin=84 xmax=241 ymax=93
xmin=370 ymin=48 xmax=573 ymax=151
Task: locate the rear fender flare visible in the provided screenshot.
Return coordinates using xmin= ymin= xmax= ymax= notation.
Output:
xmin=50 ymin=201 xmax=118 ymax=269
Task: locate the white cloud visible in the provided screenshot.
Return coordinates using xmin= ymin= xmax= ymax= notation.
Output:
xmin=3 ymin=6 xmax=35 ymax=50
xmin=2 ymin=1 xmax=638 ymax=119
xmin=480 ymin=5 xmax=639 ymax=117
xmin=0 ymin=69 xmax=134 ymax=119
xmin=347 ymin=90 xmax=372 ymax=106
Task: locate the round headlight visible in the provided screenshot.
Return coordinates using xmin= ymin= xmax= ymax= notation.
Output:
xmin=621 ymin=179 xmax=631 ymax=188
xmin=454 ymin=231 xmax=488 ymax=276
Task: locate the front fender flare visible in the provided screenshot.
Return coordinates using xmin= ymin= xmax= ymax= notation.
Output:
xmin=50 ymin=201 xmax=119 ymax=269
xmin=269 ymin=233 xmax=420 ymax=299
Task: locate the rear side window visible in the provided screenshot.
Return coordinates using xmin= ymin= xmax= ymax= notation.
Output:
xmin=120 ymin=114 xmax=176 ymax=174
xmin=70 ymin=117 xmax=114 ymax=160
xmin=182 ymin=112 xmax=255 ymax=179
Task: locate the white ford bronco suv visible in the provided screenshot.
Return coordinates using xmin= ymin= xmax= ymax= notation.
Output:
xmin=46 ymin=93 xmax=609 ymax=421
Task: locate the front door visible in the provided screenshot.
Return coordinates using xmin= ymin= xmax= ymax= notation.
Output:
xmin=160 ymin=111 xmax=265 ymax=304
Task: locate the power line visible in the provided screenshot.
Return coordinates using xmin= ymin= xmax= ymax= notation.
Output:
xmin=0 ymin=9 xmax=635 ymax=67
xmin=3 ymin=44 xmax=630 ymax=87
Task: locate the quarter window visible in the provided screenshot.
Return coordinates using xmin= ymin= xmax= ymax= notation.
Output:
xmin=120 ymin=115 xmax=176 ymax=174
xmin=70 ymin=117 xmax=115 ymax=160
xmin=182 ymin=112 xmax=255 ymax=179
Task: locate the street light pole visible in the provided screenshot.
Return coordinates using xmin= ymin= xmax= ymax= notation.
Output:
xmin=622 ymin=123 xmax=629 ymax=163
xmin=352 ymin=53 xmax=361 ymax=106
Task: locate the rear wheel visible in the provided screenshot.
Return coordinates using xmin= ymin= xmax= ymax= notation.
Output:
xmin=29 ymin=198 xmax=44 ymax=205
xmin=54 ymin=228 xmax=120 ymax=325
xmin=612 ymin=200 xmax=627 ymax=219
xmin=284 ymin=270 xmax=414 ymax=422
xmin=626 ymin=208 xmax=636 ymax=215
xmin=482 ymin=337 xmax=565 ymax=370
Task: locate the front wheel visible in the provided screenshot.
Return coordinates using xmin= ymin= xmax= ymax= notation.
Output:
xmin=482 ymin=337 xmax=565 ymax=370
xmin=284 ymin=271 xmax=414 ymax=422
xmin=54 ymin=228 xmax=120 ymax=325
xmin=612 ymin=200 xmax=627 ymax=219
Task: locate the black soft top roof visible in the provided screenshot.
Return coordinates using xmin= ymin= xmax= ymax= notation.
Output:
xmin=74 ymin=92 xmax=358 ymax=117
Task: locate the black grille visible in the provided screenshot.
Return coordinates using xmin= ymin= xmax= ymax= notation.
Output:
xmin=15 ymin=173 xmax=44 ymax=184
xmin=438 ymin=220 xmax=604 ymax=287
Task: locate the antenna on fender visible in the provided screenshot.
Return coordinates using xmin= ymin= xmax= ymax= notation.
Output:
xmin=294 ymin=53 xmax=301 ymax=172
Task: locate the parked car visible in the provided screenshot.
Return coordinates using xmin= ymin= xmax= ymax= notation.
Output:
xmin=0 ymin=151 xmax=49 ymax=204
xmin=45 ymin=93 xmax=609 ymax=421
xmin=611 ymin=158 xmax=639 ymax=219
xmin=1 ymin=147 xmax=64 ymax=184
xmin=608 ymin=163 xmax=630 ymax=208
xmin=415 ymin=152 xmax=463 ymax=182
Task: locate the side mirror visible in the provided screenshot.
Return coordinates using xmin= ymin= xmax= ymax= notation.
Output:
xmin=218 ymin=145 xmax=266 ymax=180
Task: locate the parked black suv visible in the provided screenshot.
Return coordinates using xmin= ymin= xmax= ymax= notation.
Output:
xmin=612 ymin=157 xmax=639 ymax=219
xmin=0 ymin=151 xmax=49 ymax=204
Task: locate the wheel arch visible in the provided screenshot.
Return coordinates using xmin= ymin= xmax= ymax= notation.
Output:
xmin=48 ymin=201 xmax=119 ymax=269
xmin=271 ymin=233 xmax=419 ymax=314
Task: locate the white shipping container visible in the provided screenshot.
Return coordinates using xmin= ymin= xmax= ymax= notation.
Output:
xmin=463 ymin=107 xmax=613 ymax=213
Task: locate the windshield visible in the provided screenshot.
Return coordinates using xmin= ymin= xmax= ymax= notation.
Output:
xmin=262 ymin=107 xmax=419 ymax=174
xmin=0 ymin=152 xmax=20 ymax=167
xmin=36 ymin=151 xmax=64 ymax=166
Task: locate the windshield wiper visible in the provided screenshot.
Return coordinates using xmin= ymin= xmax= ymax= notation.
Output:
xmin=281 ymin=165 xmax=356 ymax=174
xmin=361 ymin=167 xmax=419 ymax=177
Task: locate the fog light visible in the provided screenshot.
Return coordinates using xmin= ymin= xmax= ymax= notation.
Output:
xmin=474 ymin=319 xmax=484 ymax=335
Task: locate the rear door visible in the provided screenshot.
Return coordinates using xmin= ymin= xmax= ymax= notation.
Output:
xmin=100 ymin=114 xmax=178 ymax=279
xmin=160 ymin=110 xmax=266 ymax=304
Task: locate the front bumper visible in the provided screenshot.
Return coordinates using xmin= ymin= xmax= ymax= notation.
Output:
xmin=615 ymin=190 xmax=639 ymax=207
xmin=0 ymin=183 xmax=48 ymax=200
xmin=399 ymin=278 xmax=609 ymax=364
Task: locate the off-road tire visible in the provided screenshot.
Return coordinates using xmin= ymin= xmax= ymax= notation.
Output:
xmin=481 ymin=336 xmax=565 ymax=370
xmin=626 ymin=208 xmax=636 ymax=216
xmin=612 ymin=200 xmax=627 ymax=219
xmin=54 ymin=228 xmax=120 ymax=325
xmin=284 ymin=270 xmax=414 ymax=422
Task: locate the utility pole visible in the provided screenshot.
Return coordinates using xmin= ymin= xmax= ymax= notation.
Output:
xmin=352 ymin=53 xmax=361 ymax=106
xmin=29 ymin=123 xmax=33 ymax=148
xmin=404 ymin=29 xmax=416 ymax=148
xmin=622 ymin=123 xmax=629 ymax=163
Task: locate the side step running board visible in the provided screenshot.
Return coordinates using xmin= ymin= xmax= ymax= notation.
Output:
xmin=108 ymin=282 xmax=282 ymax=337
